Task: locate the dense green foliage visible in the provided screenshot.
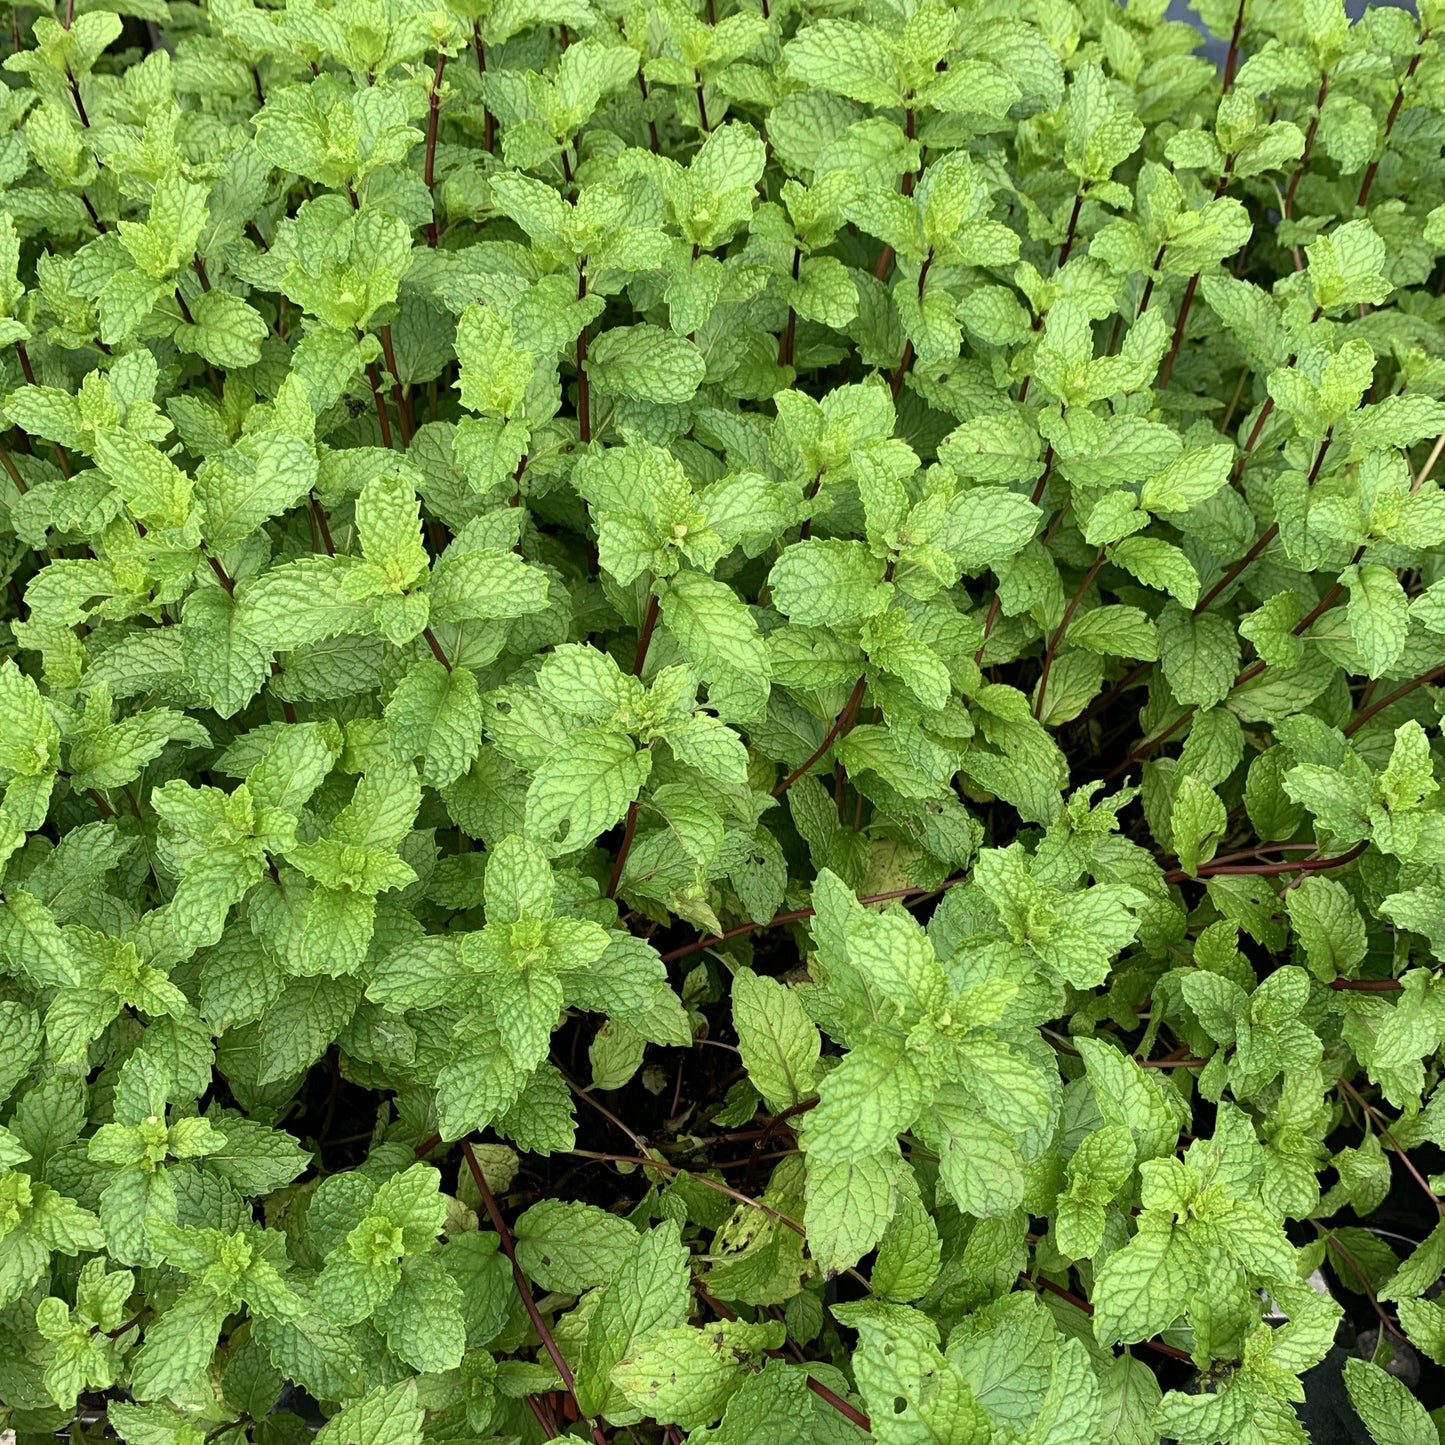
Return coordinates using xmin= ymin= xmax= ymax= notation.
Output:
xmin=8 ymin=0 xmax=1445 ymax=1440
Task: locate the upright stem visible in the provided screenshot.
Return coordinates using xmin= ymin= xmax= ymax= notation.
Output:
xmin=694 ymin=70 xmax=708 ymax=132
xmin=422 ymin=626 xmax=451 ymax=672
xmin=772 ymin=674 xmax=867 ymax=798
xmin=1034 ymin=550 xmax=1105 ymax=721
xmin=365 ymin=361 xmax=394 ymax=449
xmin=424 ymin=51 xmax=446 ymax=247
xmin=472 ymin=22 xmax=494 ymax=153
xmin=1356 ymin=28 xmax=1429 ymax=212
xmin=1221 ymin=0 xmax=1247 ymax=93
xmin=632 ymin=590 xmax=660 ymax=677
xmin=575 ymin=260 xmax=590 ymax=443
xmin=1057 ymin=188 xmax=1085 ymax=268
xmin=637 ymin=70 xmax=660 ymax=153
xmin=778 ymin=246 xmax=800 ymax=368
xmin=458 ymin=1141 xmax=609 ymax=1445
xmin=1155 ymin=272 xmax=1200 ymax=389
xmin=605 ymin=802 xmax=638 ymax=900
xmin=14 ymin=341 xmax=71 ymax=476
xmin=1345 ymin=665 xmax=1445 ymax=736
xmin=1195 ymin=427 xmax=1332 ymax=612
xmin=377 ymin=326 xmax=414 ymax=444
xmin=889 ymin=251 xmax=931 ymax=400
xmin=1284 ymin=73 xmax=1328 ymax=229
xmin=605 ymin=588 xmax=661 ymax=899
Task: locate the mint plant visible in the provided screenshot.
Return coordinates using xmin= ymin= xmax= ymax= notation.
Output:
xmin=5 ymin=0 xmax=1445 ymax=1441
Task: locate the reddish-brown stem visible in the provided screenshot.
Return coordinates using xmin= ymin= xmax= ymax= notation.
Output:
xmin=1318 ymin=1226 xmax=1409 ymax=1343
xmin=1035 ymin=550 xmax=1104 ymax=721
xmin=973 ymin=594 xmax=1001 ymax=667
xmin=605 ymin=800 xmax=638 ymax=900
xmin=84 ymin=787 xmax=116 ymax=817
xmin=694 ymin=70 xmax=708 ymax=132
xmin=694 ymin=1287 xmax=872 ymax=1431
xmin=310 ymin=494 xmax=334 ymax=555
xmin=772 ymin=673 xmax=867 ymax=797
xmin=1356 ymin=29 xmax=1429 ymax=212
xmin=1031 ymin=1275 xmax=1194 ymax=1362
xmin=633 ymin=589 xmax=659 ymax=676
xmin=1338 ymin=1075 xmax=1445 ymax=1219
xmin=365 ymin=361 xmax=394 ymax=449
xmin=459 ymin=1142 xmax=609 ymax=1445
xmin=778 ymin=246 xmax=800 ymax=368
xmin=1163 ymin=840 xmax=1367 ymax=886
xmin=206 ymin=554 xmax=235 ymax=595
xmin=603 ymin=592 xmax=660 ymax=898
xmin=1331 ymin=978 xmax=1404 ymax=992
xmin=1155 ymin=271 xmax=1200 ymax=389
xmin=1133 ymin=244 xmax=1168 ymax=321
xmin=1057 ymin=188 xmax=1085 ymax=269
xmin=1193 ymin=521 xmax=1278 ymax=614
xmin=422 ymin=626 xmax=451 ymax=672
xmin=1345 ymin=665 xmax=1445 ymax=735
xmin=66 ymin=68 xmax=89 ymax=128
xmin=576 ymin=262 xmax=590 ymax=443
xmin=1284 ymin=74 xmax=1328 ymax=229
xmin=637 ymin=69 xmax=661 ymax=153
xmin=659 ymin=873 xmax=967 ymax=964
xmin=975 ymin=443 xmax=1053 ymax=664
xmin=1221 ymin=0 xmax=1247 ymax=92
xmin=472 ymin=23 xmax=495 ymax=153
xmin=889 ymin=250 xmax=932 ymax=399
xmin=1105 ymin=706 xmax=1195 ymax=781
xmin=1197 ymin=428 xmax=1332 ymax=612
xmin=524 ymin=1397 xmax=558 ymax=1439
xmin=377 ymin=326 xmax=414 ymax=444
xmin=14 ymin=341 xmax=72 ymax=477
xmin=424 ymin=51 xmax=446 ymax=247
xmin=0 ymin=442 xmax=26 ymax=494
xmin=806 ymin=1377 xmax=870 ymax=1432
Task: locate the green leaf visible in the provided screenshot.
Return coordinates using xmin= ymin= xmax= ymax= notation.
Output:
xmin=611 ymin=1318 xmax=786 ymax=1430
xmin=586 ymin=325 xmax=706 ymax=405
xmin=514 ymin=1199 xmax=638 ymax=1292
xmin=575 ymin=1217 xmax=691 ymax=1419
xmin=732 ymin=968 xmax=820 ymax=1113
xmin=524 ymin=728 xmax=651 ymax=854
xmin=1342 ymin=1358 xmax=1436 ymax=1445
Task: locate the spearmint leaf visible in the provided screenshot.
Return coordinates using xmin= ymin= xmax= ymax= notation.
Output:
xmin=804 ymin=1152 xmax=899 ymax=1277
xmin=1171 ymin=774 xmax=1226 ymax=877
xmin=1343 ymin=563 xmax=1409 ymax=679
xmin=783 ymin=20 xmax=902 ymax=108
xmin=1342 ymin=1358 xmax=1436 ymax=1445
xmin=799 ymin=1033 xmax=928 ymax=1165
xmin=611 ymin=1319 xmax=786 ymax=1430
xmin=1156 ymin=606 xmax=1240 ymax=711
xmin=853 ymin=1316 xmax=991 ymax=1445
xmin=315 ymin=1381 xmax=423 ymax=1445
xmin=586 ymin=325 xmax=706 ymax=405
xmin=1090 ymin=1219 xmax=1191 ymax=1346
xmin=731 ymin=968 xmax=820 ymax=1112
xmin=2 ymin=8 xmax=1442 ymax=1436
xmin=575 ymin=1217 xmax=691 ymax=1419
xmin=513 ymin=1199 xmax=638 ymax=1292
xmin=385 ymin=660 xmax=482 ymax=788
xmin=524 ymin=728 xmax=651 ymax=854
xmin=1285 ymin=875 xmax=1368 ymax=981
xmin=656 ymin=571 xmax=771 ymax=722
xmin=769 ymin=539 xmax=891 ymax=628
